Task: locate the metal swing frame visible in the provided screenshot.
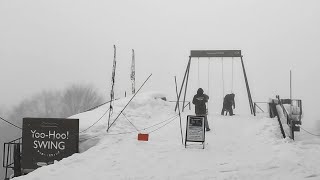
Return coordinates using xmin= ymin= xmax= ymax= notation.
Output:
xmin=175 ymin=50 xmax=254 ymax=114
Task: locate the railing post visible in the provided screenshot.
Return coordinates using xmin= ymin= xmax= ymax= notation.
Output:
xmin=275 ymin=96 xmax=286 ymax=139
xmin=5 ymin=143 xmax=10 ymax=179
xmin=289 ymin=119 xmax=295 ymax=140
xmin=13 ymin=143 xmax=22 ymax=177
xmin=3 ymin=143 xmax=5 ymax=167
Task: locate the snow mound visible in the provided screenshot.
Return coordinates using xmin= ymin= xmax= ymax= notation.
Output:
xmin=70 ymin=91 xmax=170 ymax=152
xmin=13 ymin=91 xmax=320 ymax=180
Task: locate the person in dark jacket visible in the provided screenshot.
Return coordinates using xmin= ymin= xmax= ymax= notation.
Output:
xmin=192 ymin=88 xmax=210 ymax=131
xmin=221 ymin=93 xmax=235 ymax=116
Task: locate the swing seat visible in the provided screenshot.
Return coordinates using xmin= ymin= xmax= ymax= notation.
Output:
xmin=138 ymin=133 xmax=149 ymax=141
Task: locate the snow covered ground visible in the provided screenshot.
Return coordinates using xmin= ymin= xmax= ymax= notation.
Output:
xmin=13 ymin=92 xmax=320 ymax=180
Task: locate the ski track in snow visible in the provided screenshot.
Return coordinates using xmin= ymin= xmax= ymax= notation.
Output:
xmin=13 ymin=92 xmax=320 ymax=180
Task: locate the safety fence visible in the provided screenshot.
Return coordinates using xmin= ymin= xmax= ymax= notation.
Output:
xmin=253 ymin=102 xmax=269 ymax=116
xmin=3 ymin=137 xmax=22 ymax=180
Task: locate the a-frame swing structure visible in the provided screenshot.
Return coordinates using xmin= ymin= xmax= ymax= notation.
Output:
xmin=176 ymin=50 xmax=254 ymax=114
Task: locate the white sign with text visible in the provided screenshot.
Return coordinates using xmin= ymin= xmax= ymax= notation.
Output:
xmin=185 ymin=115 xmax=205 ymax=142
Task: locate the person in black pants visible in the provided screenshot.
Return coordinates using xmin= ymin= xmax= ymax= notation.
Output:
xmin=192 ymin=88 xmax=210 ymax=131
xmin=221 ymin=93 xmax=235 ymax=116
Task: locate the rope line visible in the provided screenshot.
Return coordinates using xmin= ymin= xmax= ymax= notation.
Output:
xmin=0 ymin=116 xmax=22 ymax=130
xmin=207 ymin=58 xmax=210 ymax=115
xmin=79 ymin=134 xmax=102 ymax=142
xmin=80 ymin=114 xmax=179 ymax=142
xmin=79 ymin=131 xmax=137 ymax=143
xmin=300 ymin=127 xmax=320 ymax=137
xmin=148 ymin=116 xmax=179 ymax=134
xmin=232 ymin=57 xmax=234 ymax=93
xmin=141 ymin=114 xmax=179 ymax=131
xmin=122 ymin=112 xmax=139 ymax=132
xmin=1 ymin=109 xmax=177 ymax=143
xmin=105 ymin=130 xmax=137 ymax=136
xmin=108 ymin=74 xmax=152 ymax=131
xmin=80 ymin=114 xmax=180 ymax=140
xmin=208 ymin=58 xmax=210 ymax=93
xmin=80 ymin=108 xmax=111 ymax=133
xmin=221 ymin=58 xmax=225 ymax=97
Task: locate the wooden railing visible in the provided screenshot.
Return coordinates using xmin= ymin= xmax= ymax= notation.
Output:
xmin=277 ymin=96 xmax=302 ymax=140
xmin=253 ymin=102 xmax=269 ymax=116
xmin=269 ymin=96 xmax=302 ymax=140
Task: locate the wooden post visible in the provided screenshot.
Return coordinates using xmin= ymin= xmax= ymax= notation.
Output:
xmin=290 ymin=120 xmax=295 ymax=140
xmin=240 ymin=56 xmax=254 ymax=114
xmin=175 ymin=57 xmax=191 ymax=111
xmin=13 ymin=144 xmax=21 ymax=177
xmin=175 ymin=76 xmax=184 ymax=144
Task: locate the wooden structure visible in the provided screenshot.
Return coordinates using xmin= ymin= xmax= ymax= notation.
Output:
xmin=176 ymin=50 xmax=254 ymax=114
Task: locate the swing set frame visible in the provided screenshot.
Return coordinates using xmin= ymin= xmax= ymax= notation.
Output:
xmin=176 ymin=50 xmax=254 ymax=115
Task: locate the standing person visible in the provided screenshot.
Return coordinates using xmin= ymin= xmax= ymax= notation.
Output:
xmin=221 ymin=93 xmax=235 ymax=116
xmin=192 ymin=88 xmax=210 ymax=131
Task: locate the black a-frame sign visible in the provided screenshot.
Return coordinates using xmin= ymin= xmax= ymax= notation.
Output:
xmin=175 ymin=50 xmax=254 ymax=114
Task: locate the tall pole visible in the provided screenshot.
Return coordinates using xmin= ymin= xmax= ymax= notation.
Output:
xmin=107 ymin=45 xmax=117 ymax=132
xmin=131 ymin=49 xmax=136 ymax=94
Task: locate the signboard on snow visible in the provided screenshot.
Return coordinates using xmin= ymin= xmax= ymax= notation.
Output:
xmin=185 ymin=115 xmax=205 ymax=148
xmin=190 ymin=50 xmax=242 ymax=58
xmin=22 ymin=118 xmax=79 ymax=170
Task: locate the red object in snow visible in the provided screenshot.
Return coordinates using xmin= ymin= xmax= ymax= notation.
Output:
xmin=138 ymin=133 xmax=149 ymax=141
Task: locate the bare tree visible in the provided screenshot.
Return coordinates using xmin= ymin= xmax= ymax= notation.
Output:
xmin=61 ymin=84 xmax=104 ymax=117
xmin=7 ymin=83 xmax=104 ymax=122
xmin=7 ymin=91 xmax=63 ymax=124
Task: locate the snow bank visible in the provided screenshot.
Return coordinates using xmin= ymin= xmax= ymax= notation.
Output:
xmin=69 ymin=91 xmax=170 ymax=152
xmin=13 ymin=91 xmax=320 ymax=180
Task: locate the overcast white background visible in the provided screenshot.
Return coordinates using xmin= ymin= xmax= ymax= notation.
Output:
xmin=1 ymin=0 xmax=320 ymax=124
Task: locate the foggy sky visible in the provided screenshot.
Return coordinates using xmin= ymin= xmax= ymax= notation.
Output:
xmin=1 ymin=0 xmax=320 ymax=124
